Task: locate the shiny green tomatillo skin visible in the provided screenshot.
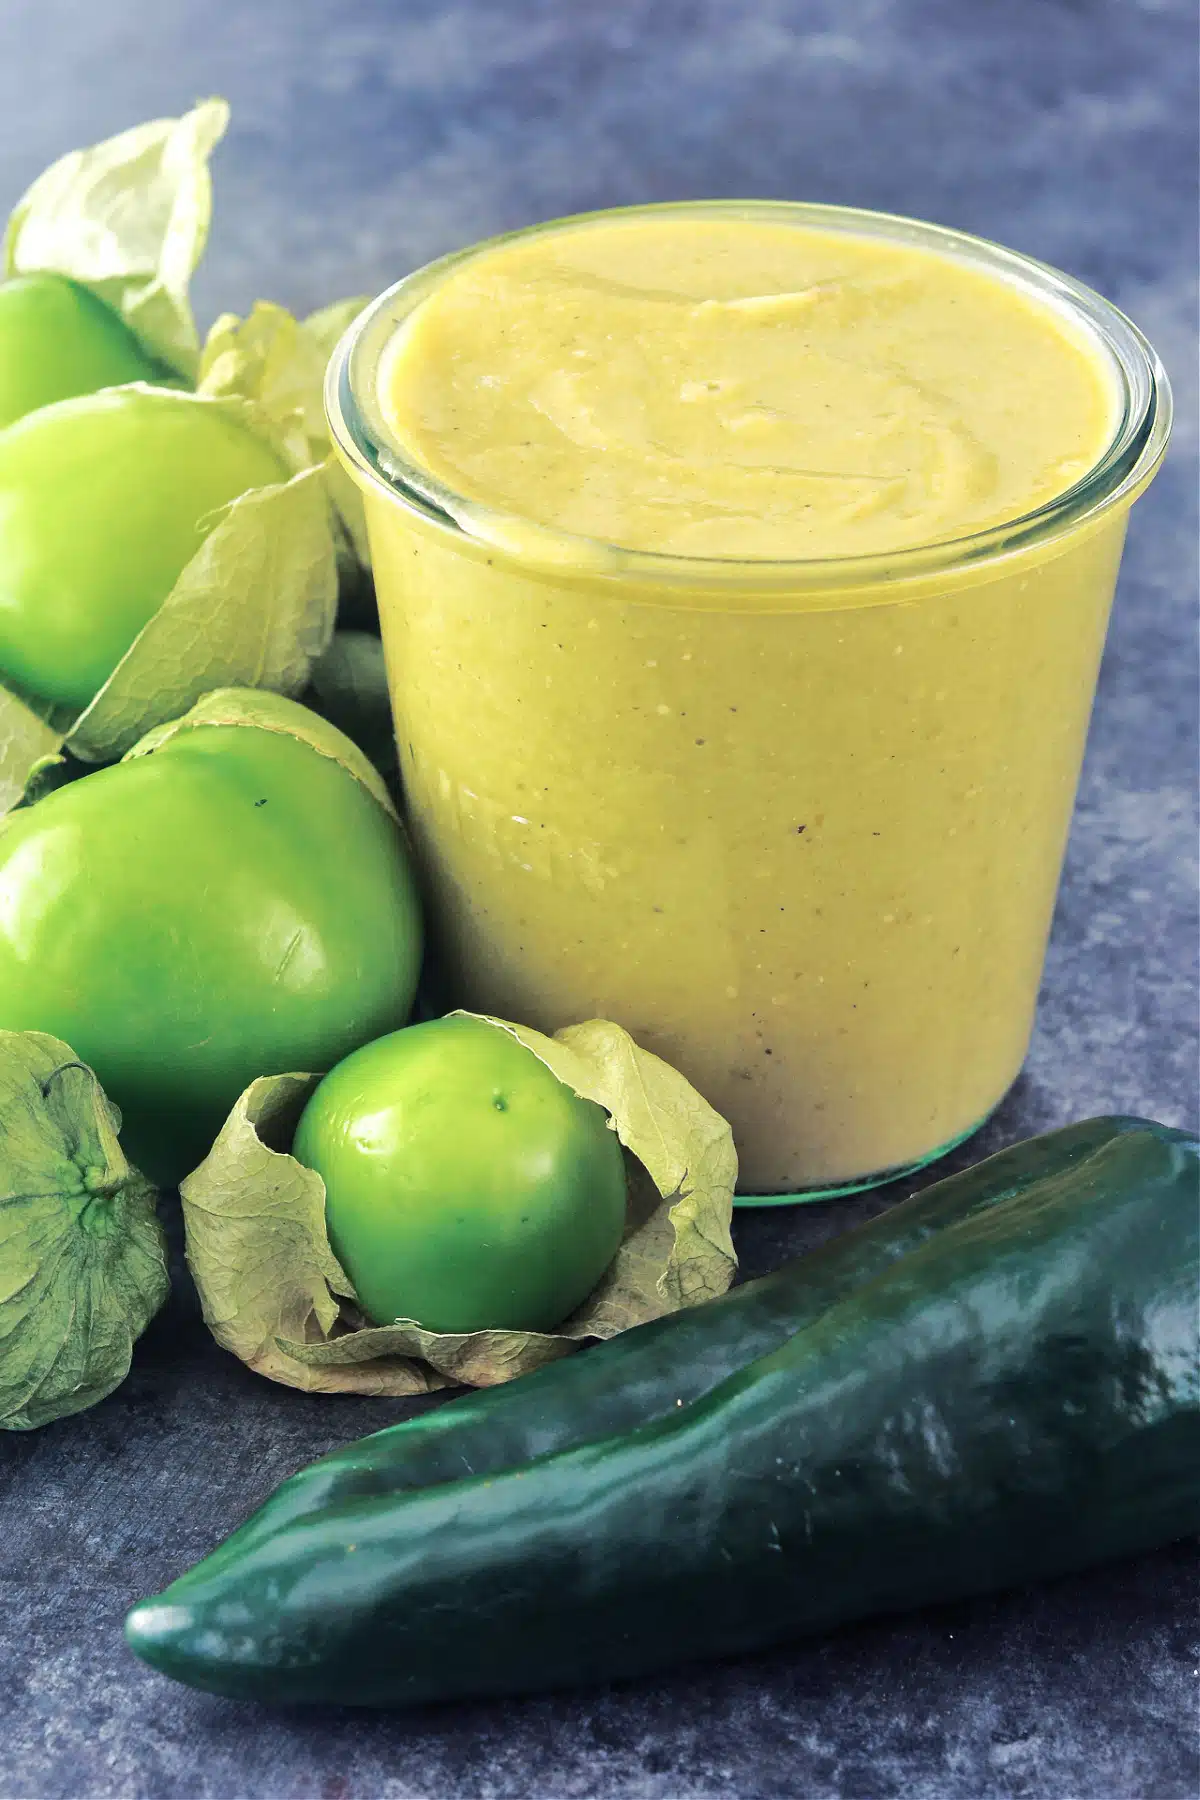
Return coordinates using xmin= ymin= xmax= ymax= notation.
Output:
xmin=202 ymin=1115 xmax=1157 ymax=1564
xmin=293 ymin=1016 xmax=628 ymax=1333
xmin=0 ymin=273 xmax=168 ymax=431
xmin=0 ymin=721 xmax=423 ymax=1185
xmin=0 ymin=385 xmax=285 ymax=712
xmin=126 ymin=1120 xmax=1200 ymax=1706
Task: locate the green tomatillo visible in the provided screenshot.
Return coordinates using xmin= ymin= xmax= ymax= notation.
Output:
xmin=291 ymin=1015 xmax=629 ymax=1334
xmin=0 ymin=273 xmax=170 ymax=430
xmin=0 ymin=386 xmax=288 ymax=715
xmin=0 ymin=692 xmax=423 ymax=1186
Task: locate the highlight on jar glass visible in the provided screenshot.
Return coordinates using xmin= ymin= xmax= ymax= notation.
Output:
xmin=325 ymin=201 xmax=1171 ymax=1204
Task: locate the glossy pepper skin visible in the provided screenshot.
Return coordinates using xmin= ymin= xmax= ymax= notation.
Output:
xmin=126 ymin=1120 xmax=1200 ymax=1706
xmin=0 ymin=721 xmax=423 ymax=1185
xmin=203 ymin=1115 xmax=1155 ymax=1565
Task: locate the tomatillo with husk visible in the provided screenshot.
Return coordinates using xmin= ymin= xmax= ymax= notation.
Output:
xmin=0 ymin=385 xmax=287 ymax=714
xmin=0 ymin=692 xmax=423 ymax=1185
xmin=0 ymin=273 xmax=170 ymax=431
xmin=292 ymin=1015 xmax=629 ymax=1334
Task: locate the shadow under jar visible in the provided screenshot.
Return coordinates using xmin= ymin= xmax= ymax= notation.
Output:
xmin=326 ymin=201 xmax=1170 ymax=1202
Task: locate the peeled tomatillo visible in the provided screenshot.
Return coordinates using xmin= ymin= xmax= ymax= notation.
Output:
xmin=292 ymin=1016 xmax=628 ymax=1334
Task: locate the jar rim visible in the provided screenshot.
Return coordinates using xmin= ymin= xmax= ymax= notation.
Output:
xmin=325 ymin=199 xmax=1172 ymax=592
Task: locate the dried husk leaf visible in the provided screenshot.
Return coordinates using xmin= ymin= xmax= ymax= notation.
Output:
xmin=4 ymin=99 xmax=228 ymax=377
xmin=0 ymin=1032 xmax=167 ymax=1430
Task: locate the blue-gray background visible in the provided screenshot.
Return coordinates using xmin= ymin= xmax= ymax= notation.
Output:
xmin=0 ymin=3 xmax=1196 ymax=1796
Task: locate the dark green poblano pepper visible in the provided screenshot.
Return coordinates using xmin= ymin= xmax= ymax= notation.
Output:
xmin=126 ymin=1117 xmax=1200 ymax=1707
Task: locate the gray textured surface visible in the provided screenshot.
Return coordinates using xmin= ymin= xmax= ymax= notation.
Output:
xmin=1 ymin=2 xmax=1197 ymax=1796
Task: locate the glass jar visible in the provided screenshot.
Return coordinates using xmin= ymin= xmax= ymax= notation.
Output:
xmin=326 ymin=202 xmax=1171 ymax=1201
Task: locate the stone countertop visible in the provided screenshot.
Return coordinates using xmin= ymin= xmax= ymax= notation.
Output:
xmin=0 ymin=2 xmax=1196 ymax=1795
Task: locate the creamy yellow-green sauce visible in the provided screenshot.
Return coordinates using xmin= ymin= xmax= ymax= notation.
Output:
xmin=353 ymin=211 xmax=1132 ymax=1191
xmin=380 ymin=215 xmax=1115 ymax=558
